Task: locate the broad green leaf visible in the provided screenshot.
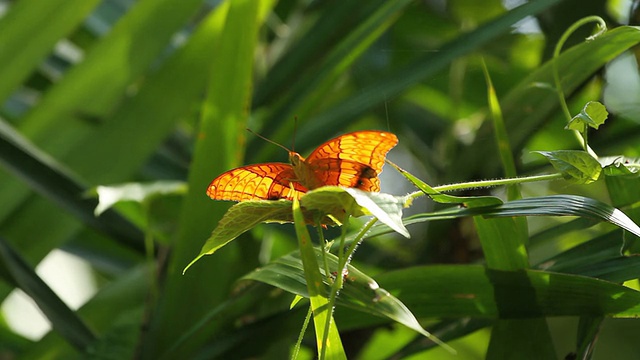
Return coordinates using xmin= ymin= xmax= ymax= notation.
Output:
xmin=185 ymin=186 xmax=410 ymax=272
xmin=566 ymin=101 xmax=609 ymax=132
xmin=243 ymin=248 xmax=453 ymax=353
xmin=300 ymin=187 xmax=408 ymax=239
xmin=536 ymin=150 xmax=601 ymax=183
xmin=343 ymin=188 xmax=410 ymax=238
xmin=375 ymin=265 xmax=640 ymax=318
xmin=183 ymin=200 xmax=296 ymax=273
xmin=300 ymin=186 xmax=367 ymax=220
xmin=474 ymin=216 xmax=529 ymax=270
xmin=538 ymin=231 xmax=623 ymax=273
xmin=248 ymin=261 xmax=640 ymax=324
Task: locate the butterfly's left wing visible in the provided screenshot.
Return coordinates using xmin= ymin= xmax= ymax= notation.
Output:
xmin=305 ymin=131 xmax=398 ymax=191
xmin=207 ymin=163 xmax=307 ymax=201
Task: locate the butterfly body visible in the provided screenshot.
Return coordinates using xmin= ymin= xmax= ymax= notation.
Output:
xmin=207 ymin=131 xmax=398 ymax=201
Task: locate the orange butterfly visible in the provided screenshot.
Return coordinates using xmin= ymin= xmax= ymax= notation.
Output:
xmin=207 ymin=130 xmax=398 ymax=201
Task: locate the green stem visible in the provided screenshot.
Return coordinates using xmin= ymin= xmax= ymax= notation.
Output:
xmin=341 ymin=217 xmax=378 ymax=273
xmin=552 ymin=16 xmax=605 ymax=156
xmin=291 ymin=306 xmax=313 ymax=360
xmin=320 ymin=210 xmax=352 ymax=358
xmin=315 ymin=218 xmax=331 ymax=284
xmin=410 ymin=173 xmax=564 ymax=199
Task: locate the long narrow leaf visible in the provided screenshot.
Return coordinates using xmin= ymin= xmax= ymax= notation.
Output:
xmin=294 ymin=0 xmax=563 ymax=146
xmin=293 ymin=197 xmax=346 ymax=359
xmin=0 ymin=237 xmax=96 ymax=350
xmin=0 ymin=120 xmax=144 ymax=252
xmin=0 ymin=0 xmax=101 ymax=103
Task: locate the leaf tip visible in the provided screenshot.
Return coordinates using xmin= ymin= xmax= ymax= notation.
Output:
xmin=183 ymin=255 xmax=204 ymax=275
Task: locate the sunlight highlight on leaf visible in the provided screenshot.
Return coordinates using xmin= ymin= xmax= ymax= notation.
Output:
xmin=93 ymin=181 xmax=186 ymax=216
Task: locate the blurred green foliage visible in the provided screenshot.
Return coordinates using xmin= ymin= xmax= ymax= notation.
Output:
xmin=1 ymin=0 xmax=640 ymax=359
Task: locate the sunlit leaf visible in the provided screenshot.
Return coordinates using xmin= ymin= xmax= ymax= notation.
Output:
xmin=566 ymin=101 xmax=609 ymax=131
xmin=535 ymin=150 xmax=601 ymax=183
xmin=92 ymin=181 xmax=187 ymax=216
xmin=186 ymin=186 xmax=409 ymax=272
xmin=342 ymin=188 xmax=410 ymax=238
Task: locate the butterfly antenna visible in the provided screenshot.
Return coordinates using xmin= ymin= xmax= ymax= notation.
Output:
xmin=383 ymin=96 xmax=391 ymax=131
xmin=292 ymin=116 xmax=298 ymax=152
xmin=246 ymin=128 xmax=291 ymax=153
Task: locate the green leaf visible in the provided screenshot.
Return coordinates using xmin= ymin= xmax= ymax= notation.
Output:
xmin=575 ymin=316 xmax=603 ymax=360
xmin=538 ymin=231 xmax=623 ymax=273
xmin=243 ymin=249 xmax=453 ymax=353
xmin=535 ymin=150 xmax=602 ymax=183
xmin=406 ymin=195 xmax=640 ymax=238
xmin=144 ymin=1 xmax=276 ymax=358
xmin=300 ymin=186 xmax=367 ymax=220
xmin=474 ymin=216 xmax=529 ymax=270
xmin=0 ymin=0 xmax=211 ymax=296
xmin=303 ymin=186 xmax=411 ymax=236
xmin=482 ymin=60 xmax=519 ymax=194
xmin=23 ymin=265 xmax=152 ymax=359
xmin=185 ymin=186 xmax=409 ymax=272
xmin=387 ymin=161 xmax=503 ymax=207
xmin=0 ymin=119 xmax=145 ymax=252
xmin=601 ymin=156 xmax=640 ymax=177
xmin=375 ymin=265 xmax=640 ymax=318
xmin=342 ymin=188 xmax=410 ymax=238
xmin=566 ymin=101 xmax=609 ymax=132
xmin=92 ymin=181 xmax=187 ymax=216
xmin=183 ymin=200 xmax=294 ymax=273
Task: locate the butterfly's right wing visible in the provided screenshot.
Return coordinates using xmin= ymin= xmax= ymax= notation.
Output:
xmin=305 ymin=131 xmax=398 ymax=192
xmin=207 ymin=163 xmax=307 ymax=201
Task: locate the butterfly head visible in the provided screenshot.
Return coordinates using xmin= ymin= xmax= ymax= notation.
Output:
xmin=289 ymin=151 xmax=304 ymax=166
